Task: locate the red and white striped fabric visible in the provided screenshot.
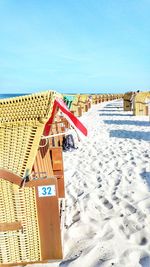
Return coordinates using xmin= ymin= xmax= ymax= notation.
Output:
xmin=43 ymin=98 xmax=88 ymax=137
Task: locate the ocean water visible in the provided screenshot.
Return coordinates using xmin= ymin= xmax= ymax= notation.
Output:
xmin=0 ymin=93 xmax=28 ymax=99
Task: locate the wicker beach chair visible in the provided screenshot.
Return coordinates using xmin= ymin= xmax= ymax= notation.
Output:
xmin=70 ymin=94 xmax=82 ymax=117
xmin=133 ymin=91 xmax=150 ymax=116
xmin=91 ymin=94 xmax=97 ymax=104
xmin=100 ymin=94 xmax=105 ymax=102
xmin=0 ymin=91 xmax=64 ymax=266
xmin=123 ymin=92 xmax=133 ymax=111
xmin=78 ymin=95 xmax=89 ymax=113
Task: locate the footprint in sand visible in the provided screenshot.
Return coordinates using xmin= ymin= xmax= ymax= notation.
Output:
xmin=111 ymin=195 xmax=119 ymax=201
xmin=129 ymin=228 xmax=149 ymax=246
xmin=97 ymin=176 xmax=102 ymax=182
xmin=72 ymin=210 xmax=80 ymax=223
xmin=136 ymin=210 xmax=146 ymax=222
xmin=124 ymin=203 xmax=137 ymax=215
xmin=114 ymin=178 xmax=121 ymax=187
xmin=60 ymin=253 xmax=81 ymax=266
xmin=119 ymin=216 xmax=144 ymax=239
xmin=111 ymin=194 xmax=120 ymax=204
xmin=139 ymin=237 xmax=148 ymax=245
xmin=98 ymin=185 xmax=103 ymax=190
xmin=101 ymin=227 xmax=115 ymax=241
xmin=102 ymin=198 xmax=114 ymax=210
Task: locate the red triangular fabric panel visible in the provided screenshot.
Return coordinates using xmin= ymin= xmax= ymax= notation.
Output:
xmin=43 ymin=98 xmax=88 ymax=136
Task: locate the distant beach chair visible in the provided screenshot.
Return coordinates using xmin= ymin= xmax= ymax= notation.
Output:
xmin=78 ymin=94 xmax=90 ymax=112
xmin=63 ymin=95 xmax=75 ymax=110
xmin=70 ymin=94 xmax=82 ymax=117
xmin=133 ymin=91 xmax=150 ymax=116
xmin=91 ymin=94 xmax=98 ymax=104
xmin=47 ymin=112 xmax=70 ymax=147
xmin=123 ymin=92 xmax=133 ymax=111
xmin=101 ymin=94 xmax=105 ymax=102
xmin=0 ymin=91 xmax=65 ymax=266
xmin=96 ymin=94 xmax=101 ymax=103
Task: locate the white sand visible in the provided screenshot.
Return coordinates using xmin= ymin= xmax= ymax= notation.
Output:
xmin=61 ymin=99 xmax=150 ymax=267
xmin=26 ymin=99 xmax=150 ymax=267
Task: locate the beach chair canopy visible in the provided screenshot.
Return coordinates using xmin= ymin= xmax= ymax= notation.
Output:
xmin=134 ymin=91 xmax=150 ymax=103
xmin=123 ymin=92 xmax=133 ymax=100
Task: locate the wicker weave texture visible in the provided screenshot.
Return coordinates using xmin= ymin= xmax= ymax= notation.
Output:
xmin=0 ymin=91 xmax=58 ymax=178
xmin=134 ymin=91 xmax=150 ymax=103
xmin=0 ymin=178 xmax=41 ymax=264
xmin=0 ymin=91 xmax=57 ymax=125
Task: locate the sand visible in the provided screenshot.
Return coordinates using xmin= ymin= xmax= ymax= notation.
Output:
xmin=26 ymin=99 xmax=150 ymax=267
xmin=61 ymin=99 xmax=150 ymax=267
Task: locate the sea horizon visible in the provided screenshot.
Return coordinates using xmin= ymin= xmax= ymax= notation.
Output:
xmin=0 ymin=93 xmax=28 ymax=99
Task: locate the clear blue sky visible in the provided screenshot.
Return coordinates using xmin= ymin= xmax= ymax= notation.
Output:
xmin=0 ymin=0 xmax=150 ymax=94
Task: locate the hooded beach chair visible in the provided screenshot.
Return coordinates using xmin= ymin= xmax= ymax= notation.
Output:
xmin=0 ymin=91 xmax=64 ymax=266
xmin=70 ymin=94 xmax=82 ymax=117
xmin=133 ymin=91 xmax=150 ymax=116
xmin=101 ymin=94 xmax=105 ymax=102
xmin=91 ymin=94 xmax=98 ymax=104
xmin=78 ymin=94 xmax=89 ymax=112
xmin=123 ymin=92 xmax=133 ymax=111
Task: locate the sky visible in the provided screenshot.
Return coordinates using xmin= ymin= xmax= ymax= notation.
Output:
xmin=0 ymin=0 xmax=150 ymax=94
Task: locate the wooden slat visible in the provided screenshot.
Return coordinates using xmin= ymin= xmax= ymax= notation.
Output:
xmin=0 ymin=221 xmax=22 ymax=232
xmin=51 ymin=147 xmax=63 ymax=170
xmin=50 ymin=147 xmax=65 ymax=198
xmin=35 ymin=178 xmax=63 ymax=260
xmin=36 ymin=149 xmax=43 ymax=178
xmin=55 ymin=176 xmax=65 ymax=198
xmin=0 ymin=169 xmax=22 ymax=186
xmin=44 ymin=148 xmax=54 ymax=177
xmin=53 ymin=171 xmax=65 ymax=198
xmin=33 ymin=156 xmax=40 ymax=175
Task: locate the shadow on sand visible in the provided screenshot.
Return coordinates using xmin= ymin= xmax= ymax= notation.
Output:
xmin=105 ymin=105 xmax=123 ymax=108
xmin=98 ymin=109 xmax=124 ymax=112
xmin=110 ymin=130 xmax=150 ymax=141
xmin=104 ymin=120 xmax=150 ymax=127
xmin=140 ymin=172 xmax=150 ymax=189
xmin=140 ymin=256 xmax=150 ymax=267
xmin=99 ymin=113 xmax=133 ymax=117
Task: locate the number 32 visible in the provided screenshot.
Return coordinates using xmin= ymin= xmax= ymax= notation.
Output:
xmin=42 ymin=186 xmax=52 ymax=196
